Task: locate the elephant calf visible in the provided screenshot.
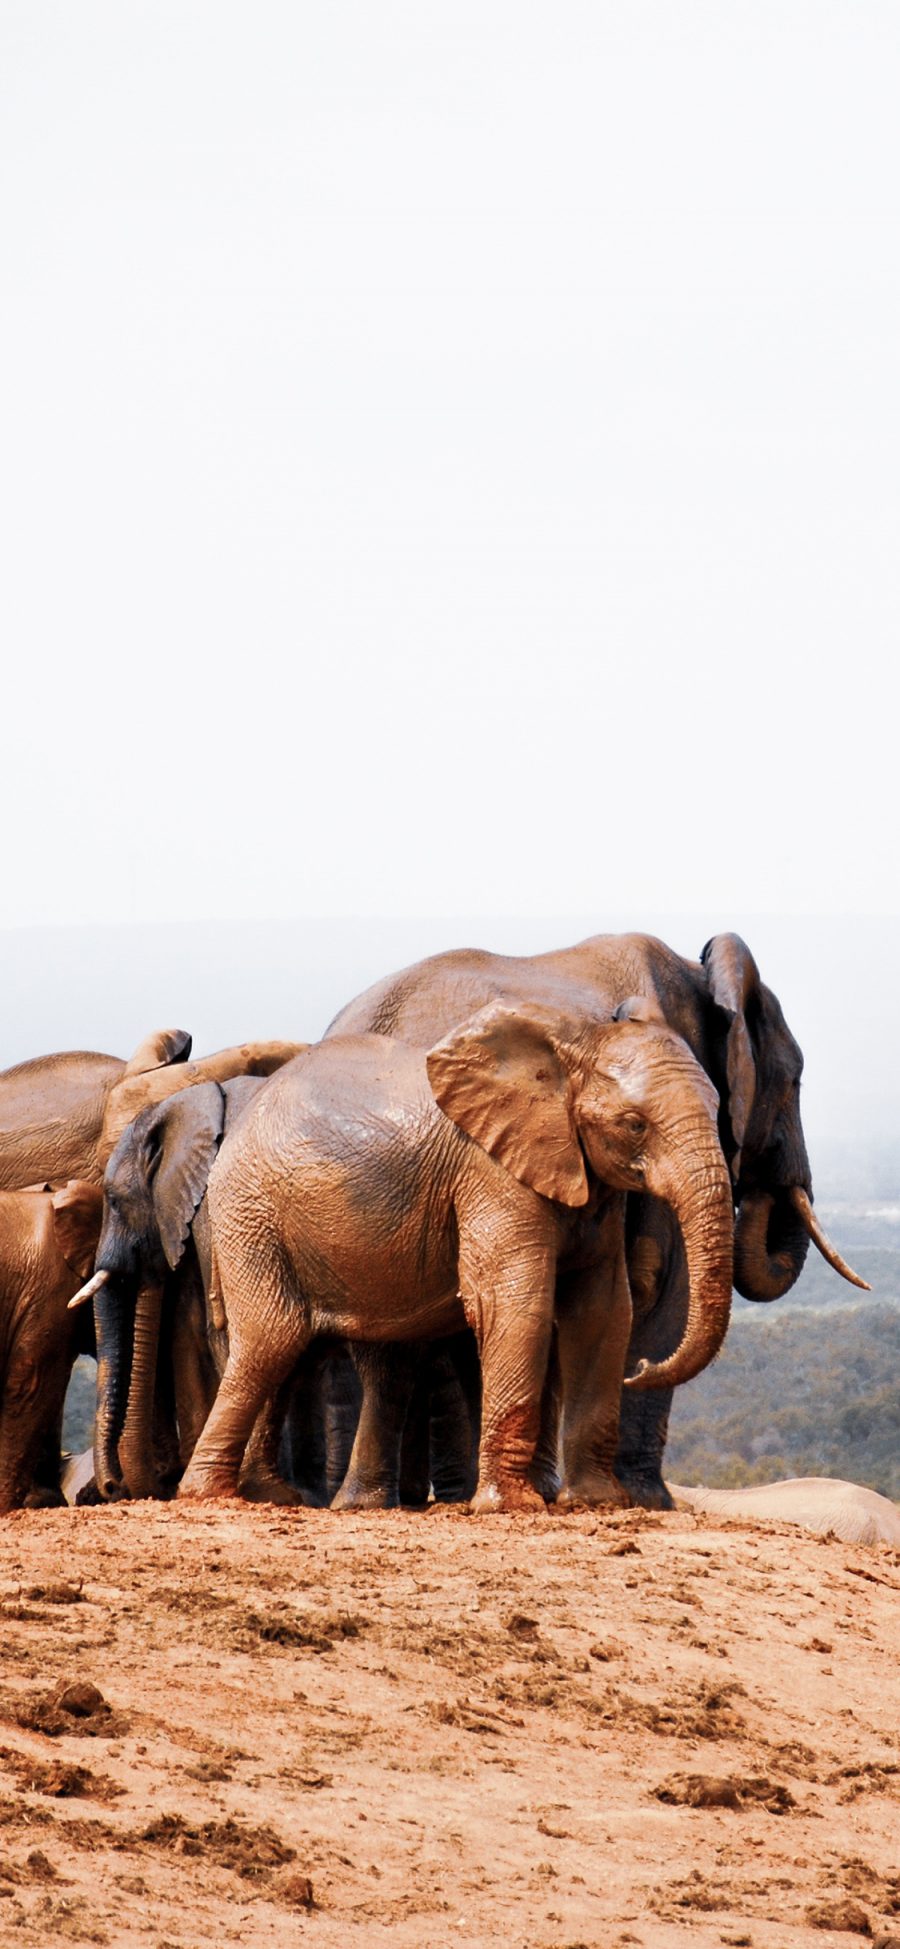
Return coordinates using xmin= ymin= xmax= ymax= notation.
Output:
xmin=0 ymin=1180 xmax=102 ymax=1512
xmin=181 ymin=1003 xmax=735 ymax=1513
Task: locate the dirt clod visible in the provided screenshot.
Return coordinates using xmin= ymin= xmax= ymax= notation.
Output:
xmin=655 ymin=1772 xmax=796 ymax=1814
xmin=806 ymin=1898 xmax=872 ymax=1934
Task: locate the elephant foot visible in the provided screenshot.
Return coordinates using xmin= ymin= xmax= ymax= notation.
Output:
xmin=528 ymin=1462 xmax=561 ymax=1503
xmin=22 ymin=1486 xmax=67 ymax=1511
xmin=331 ymin=1477 xmax=398 ymax=1511
xmin=470 ymin=1477 xmax=547 ymax=1516
xmin=615 ymin=1469 xmax=674 ymax=1511
xmin=557 ymin=1470 xmax=632 ymax=1512
xmin=238 ymin=1471 xmax=305 ymax=1507
xmin=177 ymin=1465 xmax=239 ymax=1501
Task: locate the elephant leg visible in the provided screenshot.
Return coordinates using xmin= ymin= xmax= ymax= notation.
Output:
xmin=0 ymin=1342 xmax=71 ymax=1513
xmin=171 ymin=1265 xmax=220 ymax=1468
xmin=239 ymin=1382 xmax=307 ymax=1505
xmin=428 ymin=1331 xmax=481 ymax=1504
xmin=555 ymin=1247 xmax=633 ymax=1510
xmin=397 ymin=1355 xmax=432 ymax=1507
xmin=527 ymin=1328 xmax=561 ymax=1502
xmin=616 ymin=1202 xmax=686 ymax=1509
xmin=179 ymin=1313 xmax=310 ymax=1501
xmin=332 ymin=1343 xmax=420 ymax=1509
xmin=460 ymin=1245 xmax=556 ymax=1515
xmin=279 ymin=1343 xmax=331 ymax=1506
xmin=323 ymin=1348 xmax=363 ymax=1503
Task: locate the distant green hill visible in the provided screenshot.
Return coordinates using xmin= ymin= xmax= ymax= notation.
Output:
xmin=667 ymin=1301 xmax=900 ymax=1501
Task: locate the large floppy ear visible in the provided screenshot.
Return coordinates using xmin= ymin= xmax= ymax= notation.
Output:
xmin=123 ymin=1029 xmax=193 ymax=1078
xmin=426 ymin=1002 xmax=589 ymax=1207
xmin=51 ymin=1180 xmax=104 ymax=1279
xmin=148 ymin=1083 xmax=226 ymax=1271
xmin=700 ymin=934 xmax=759 ymax=1169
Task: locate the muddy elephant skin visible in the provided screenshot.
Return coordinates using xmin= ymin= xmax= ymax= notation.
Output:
xmin=181 ymin=1007 xmax=734 ymax=1514
xmin=0 ymin=1181 xmax=102 ymax=1511
xmin=326 ymin=930 xmax=863 ymax=1507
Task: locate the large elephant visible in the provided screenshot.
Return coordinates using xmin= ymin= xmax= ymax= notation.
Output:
xmin=0 ymin=1179 xmax=102 ymax=1511
xmin=324 ymin=931 xmax=865 ymax=1507
xmin=0 ymin=1050 xmax=125 ymax=1189
xmin=0 ymin=1029 xmax=306 ymax=1192
xmin=180 ymin=1006 xmax=735 ymax=1512
xmin=76 ymin=1069 xmax=357 ymax=1505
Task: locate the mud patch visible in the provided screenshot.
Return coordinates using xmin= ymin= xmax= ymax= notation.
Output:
xmin=3 ymin=1680 xmax=128 ymax=1739
xmin=138 ymin=1812 xmax=297 ymax=1882
xmin=655 ymin=1771 xmax=797 ymax=1813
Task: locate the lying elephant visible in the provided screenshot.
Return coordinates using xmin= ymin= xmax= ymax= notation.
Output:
xmin=181 ymin=1004 xmax=735 ymax=1512
xmin=0 ymin=1180 xmax=102 ymax=1512
xmin=672 ymin=1477 xmax=900 ymax=1549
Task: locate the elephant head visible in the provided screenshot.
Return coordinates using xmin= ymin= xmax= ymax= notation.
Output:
xmin=83 ymin=1082 xmax=227 ymax=1500
xmin=701 ymin=935 xmax=867 ymax=1301
xmin=427 ymin=999 xmax=734 ymax=1391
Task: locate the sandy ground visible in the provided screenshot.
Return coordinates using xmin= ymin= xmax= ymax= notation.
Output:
xmin=0 ymin=1500 xmax=898 ymax=1949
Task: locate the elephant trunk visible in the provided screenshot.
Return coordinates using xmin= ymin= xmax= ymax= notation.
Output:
xmin=733 ymin=1186 xmax=810 ymax=1300
xmin=117 ymin=1280 xmax=165 ymax=1499
xmin=625 ymin=1127 xmax=734 ymax=1392
xmin=92 ymin=1278 xmax=132 ymax=1501
xmin=735 ymin=1184 xmax=870 ymax=1299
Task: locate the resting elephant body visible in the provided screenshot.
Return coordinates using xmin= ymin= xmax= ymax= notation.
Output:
xmin=325 ymin=931 xmax=863 ymax=1507
xmin=672 ymin=1478 xmax=900 ymax=1550
xmin=0 ymin=1180 xmax=102 ymax=1511
xmin=181 ymin=1007 xmax=734 ymax=1512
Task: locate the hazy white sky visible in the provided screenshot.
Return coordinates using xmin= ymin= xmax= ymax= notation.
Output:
xmin=1 ymin=3 xmax=898 ymax=927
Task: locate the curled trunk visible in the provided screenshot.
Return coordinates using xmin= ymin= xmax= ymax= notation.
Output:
xmin=625 ymin=1133 xmax=734 ymax=1392
xmin=117 ymin=1281 xmax=165 ymax=1499
xmin=733 ymin=1187 xmax=810 ymax=1300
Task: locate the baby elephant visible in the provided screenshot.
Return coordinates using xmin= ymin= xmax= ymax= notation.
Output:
xmin=0 ymin=1180 xmax=102 ymax=1512
xmin=181 ymin=1003 xmax=734 ymax=1512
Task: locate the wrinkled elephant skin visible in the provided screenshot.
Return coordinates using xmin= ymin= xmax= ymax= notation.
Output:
xmin=0 ymin=1182 xmax=102 ymax=1511
xmin=182 ymin=1008 xmax=734 ymax=1513
xmin=326 ymin=931 xmax=863 ymax=1507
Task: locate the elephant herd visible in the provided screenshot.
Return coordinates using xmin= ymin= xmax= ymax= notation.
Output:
xmin=0 ymin=930 xmax=866 ymax=1518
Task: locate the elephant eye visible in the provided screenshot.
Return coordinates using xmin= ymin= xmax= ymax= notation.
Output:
xmin=622 ymin=1112 xmax=647 ymax=1138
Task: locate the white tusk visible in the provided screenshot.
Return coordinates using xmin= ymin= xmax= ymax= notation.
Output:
xmin=67 ymin=1268 xmax=111 ymax=1310
xmin=789 ymin=1187 xmax=871 ymax=1291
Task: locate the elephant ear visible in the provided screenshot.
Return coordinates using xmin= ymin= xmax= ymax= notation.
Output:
xmin=122 ymin=1029 xmax=193 ymax=1078
xmin=51 ymin=1180 xmax=104 ymax=1279
xmin=426 ymin=1002 xmax=589 ymax=1207
xmin=700 ymin=934 xmax=759 ymax=1171
xmin=147 ymin=1083 xmax=226 ymax=1271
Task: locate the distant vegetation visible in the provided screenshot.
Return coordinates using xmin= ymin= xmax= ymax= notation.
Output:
xmin=667 ymin=1301 xmax=900 ymax=1501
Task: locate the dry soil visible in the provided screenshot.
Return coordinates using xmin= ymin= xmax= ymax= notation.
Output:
xmin=0 ymin=1500 xmax=898 ymax=1947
